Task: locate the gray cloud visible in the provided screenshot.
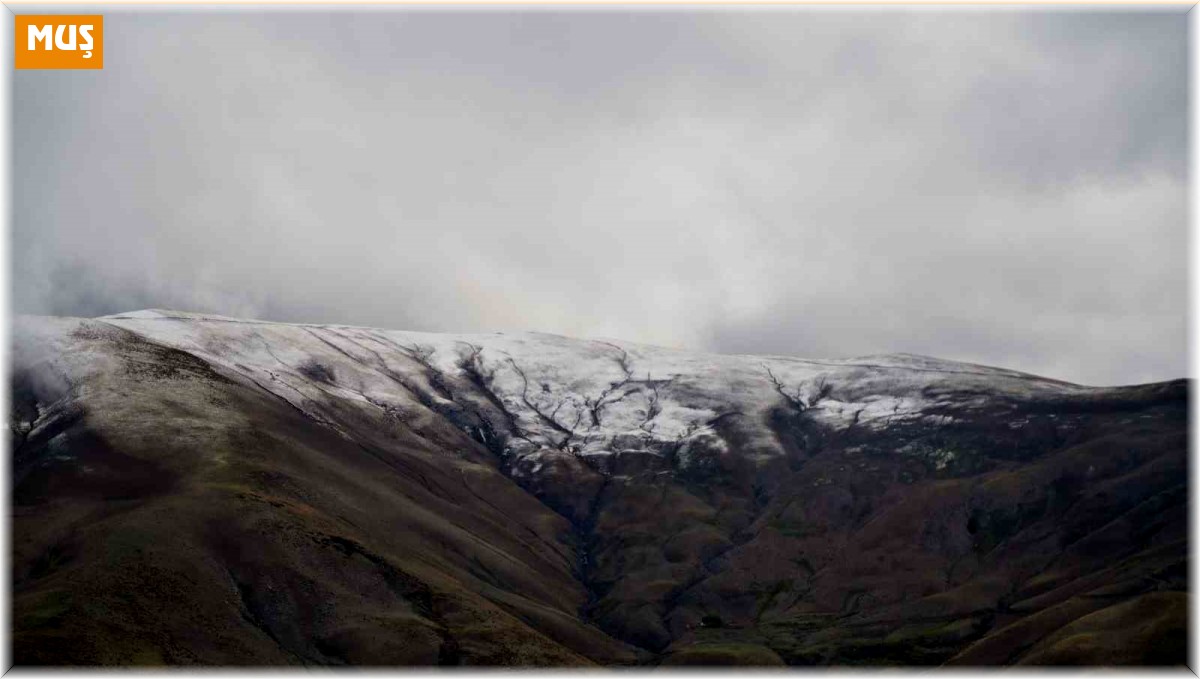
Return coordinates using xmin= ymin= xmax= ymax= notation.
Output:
xmin=13 ymin=8 xmax=1187 ymax=386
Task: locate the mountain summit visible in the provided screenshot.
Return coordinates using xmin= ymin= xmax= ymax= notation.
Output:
xmin=11 ymin=311 xmax=1187 ymax=666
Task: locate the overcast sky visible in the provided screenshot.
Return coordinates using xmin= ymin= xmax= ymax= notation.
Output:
xmin=13 ymin=8 xmax=1187 ymax=386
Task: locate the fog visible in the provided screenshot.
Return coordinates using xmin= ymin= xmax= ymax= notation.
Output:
xmin=13 ymin=8 xmax=1188 ymax=386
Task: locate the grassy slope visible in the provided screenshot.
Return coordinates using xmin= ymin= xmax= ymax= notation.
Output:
xmin=12 ymin=321 xmax=635 ymax=665
xmin=558 ymin=380 xmax=1188 ymax=665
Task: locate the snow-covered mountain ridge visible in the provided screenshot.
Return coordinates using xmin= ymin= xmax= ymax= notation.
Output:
xmin=19 ymin=309 xmax=1092 ymax=481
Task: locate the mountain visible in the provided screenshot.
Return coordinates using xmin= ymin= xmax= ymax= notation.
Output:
xmin=10 ymin=310 xmax=1188 ymax=666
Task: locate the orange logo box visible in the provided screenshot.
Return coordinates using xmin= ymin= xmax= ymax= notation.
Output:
xmin=15 ymin=15 xmax=103 ymax=70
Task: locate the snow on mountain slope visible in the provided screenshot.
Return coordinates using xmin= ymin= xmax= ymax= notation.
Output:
xmin=14 ymin=309 xmax=1084 ymax=484
xmin=10 ymin=310 xmax=1189 ymax=666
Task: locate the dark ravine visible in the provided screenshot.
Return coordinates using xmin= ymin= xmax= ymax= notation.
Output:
xmin=10 ymin=311 xmax=1189 ymax=666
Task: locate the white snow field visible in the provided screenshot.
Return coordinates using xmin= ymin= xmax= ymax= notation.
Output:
xmin=14 ymin=309 xmax=1094 ymax=484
